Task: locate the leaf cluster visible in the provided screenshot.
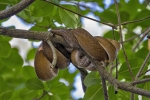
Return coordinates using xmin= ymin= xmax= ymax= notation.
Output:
xmin=0 ymin=0 xmax=150 ymax=100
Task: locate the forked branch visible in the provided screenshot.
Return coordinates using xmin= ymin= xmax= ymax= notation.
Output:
xmin=0 ymin=26 xmax=150 ymax=97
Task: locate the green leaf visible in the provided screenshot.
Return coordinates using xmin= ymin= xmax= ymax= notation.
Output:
xmin=18 ymin=10 xmax=43 ymax=23
xmin=120 ymin=11 xmax=130 ymax=22
xmin=0 ymin=0 xmax=10 ymax=4
xmin=17 ymin=10 xmax=32 ymax=23
xmin=48 ymin=94 xmax=61 ymax=100
xmin=0 ymin=90 xmax=12 ymax=100
xmin=1 ymin=35 xmax=12 ymax=41
xmin=0 ymin=76 xmax=8 ymax=94
xmin=26 ymin=48 xmax=37 ymax=60
xmin=52 ymin=68 xmax=78 ymax=84
xmin=26 ymin=78 xmax=44 ymax=90
xmin=135 ymin=47 xmax=149 ymax=60
xmin=108 ymin=86 xmax=117 ymax=100
xmin=29 ymin=0 xmax=54 ymax=17
xmin=36 ymin=16 xmax=54 ymax=27
xmin=0 ymin=41 xmax=11 ymax=58
xmin=1 ymin=48 xmax=23 ymax=69
xmin=46 ymin=81 xmax=69 ymax=99
xmin=141 ymin=81 xmax=150 ymax=100
xmin=118 ymin=49 xmax=135 ymax=63
xmin=59 ymin=8 xmax=79 ymax=28
xmin=119 ymin=58 xmax=146 ymax=80
xmin=117 ymin=90 xmax=130 ymax=100
xmin=0 ymin=4 xmax=7 ymax=11
xmin=103 ymin=30 xmax=120 ymax=41
xmin=98 ymin=9 xmax=118 ymax=24
xmin=133 ymin=9 xmax=150 ymax=27
xmin=22 ymin=66 xmax=36 ymax=79
xmin=84 ymin=84 xmax=103 ymax=100
xmin=52 ymin=83 xmax=68 ymax=95
xmin=19 ymin=88 xmax=37 ymax=100
xmin=84 ymin=72 xmax=100 ymax=87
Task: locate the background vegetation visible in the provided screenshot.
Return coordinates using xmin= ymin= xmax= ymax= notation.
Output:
xmin=0 ymin=0 xmax=150 ymax=100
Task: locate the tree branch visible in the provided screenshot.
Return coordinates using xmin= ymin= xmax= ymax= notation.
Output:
xmin=140 ymin=69 xmax=150 ymax=77
xmin=120 ymin=16 xmax=150 ymax=26
xmin=123 ymin=34 xmax=140 ymax=43
xmin=132 ymin=27 xmax=150 ymax=51
xmin=0 ymin=26 xmax=150 ymax=97
xmin=114 ymin=0 xmax=134 ymax=80
xmin=0 ymin=26 xmax=68 ymax=46
xmin=43 ymin=0 xmax=116 ymax=28
xmin=95 ymin=62 xmax=109 ymax=100
xmin=0 ymin=0 xmax=35 ymax=20
xmin=135 ymin=52 xmax=150 ymax=80
xmin=94 ymin=60 xmax=150 ymax=98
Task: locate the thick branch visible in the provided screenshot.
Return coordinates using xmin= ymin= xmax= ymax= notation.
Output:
xmin=94 ymin=60 xmax=150 ymax=98
xmin=0 ymin=0 xmax=35 ymax=20
xmin=0 ymin=26 xmax=150 ymax=97
xmin=100 ymin=71 xmax=109 ymax=100
xmin=0 ymin=26 xmax=68 ymax=46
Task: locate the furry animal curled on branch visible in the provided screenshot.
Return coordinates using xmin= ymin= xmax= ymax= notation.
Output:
xmin=34 ymin=28 xmax=120 ymax=81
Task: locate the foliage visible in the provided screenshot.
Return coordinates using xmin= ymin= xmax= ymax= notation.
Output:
xmin=0 ymin=0 xmax=150 ymax=100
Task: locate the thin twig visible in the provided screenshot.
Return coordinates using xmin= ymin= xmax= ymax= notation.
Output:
xmin=95 ymin=62 xmax=109 ymax=100
xmin=132 ymin=78 xmax=150 ymax=85
xmin=133 ymin=52 xmax=150 ymax=100
xmin=132 ymin=27 xmax=150 ymax=51
xmin=124 ymin=28 xmax=150 ymax=43
xmin=44 ymin=0 xmax=116 ymax=28
xmin=0 ymin=0 xmax=35 ymax=20
xmin=45 ymin=0 xmax=150 ymax=29
xmin=114 ymin=1 xmax=135 ymax=99
xmin=46 ymin=40 xmax=57 ymax=68
xmin=114 ymin=0 xmax=134 ymax=80
xmin=135 ymin=52 xmax=150 ymax=80
xmin=101 ymin=77 xmax=109 ymax=100
xmin=123 ymin=34 xmax=140 ymax=43
xmin=120 ymin=16 xmax=150 ymax=26
xmin=33 ymin=90 xmax=47 ymax=100
xmin=140 ymin=69 xmax=150 ymax=77
xmin=112 ymin=28 xmax=119 ymax=79
xmin=70 ymin=1 xmax=91 ymax=10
